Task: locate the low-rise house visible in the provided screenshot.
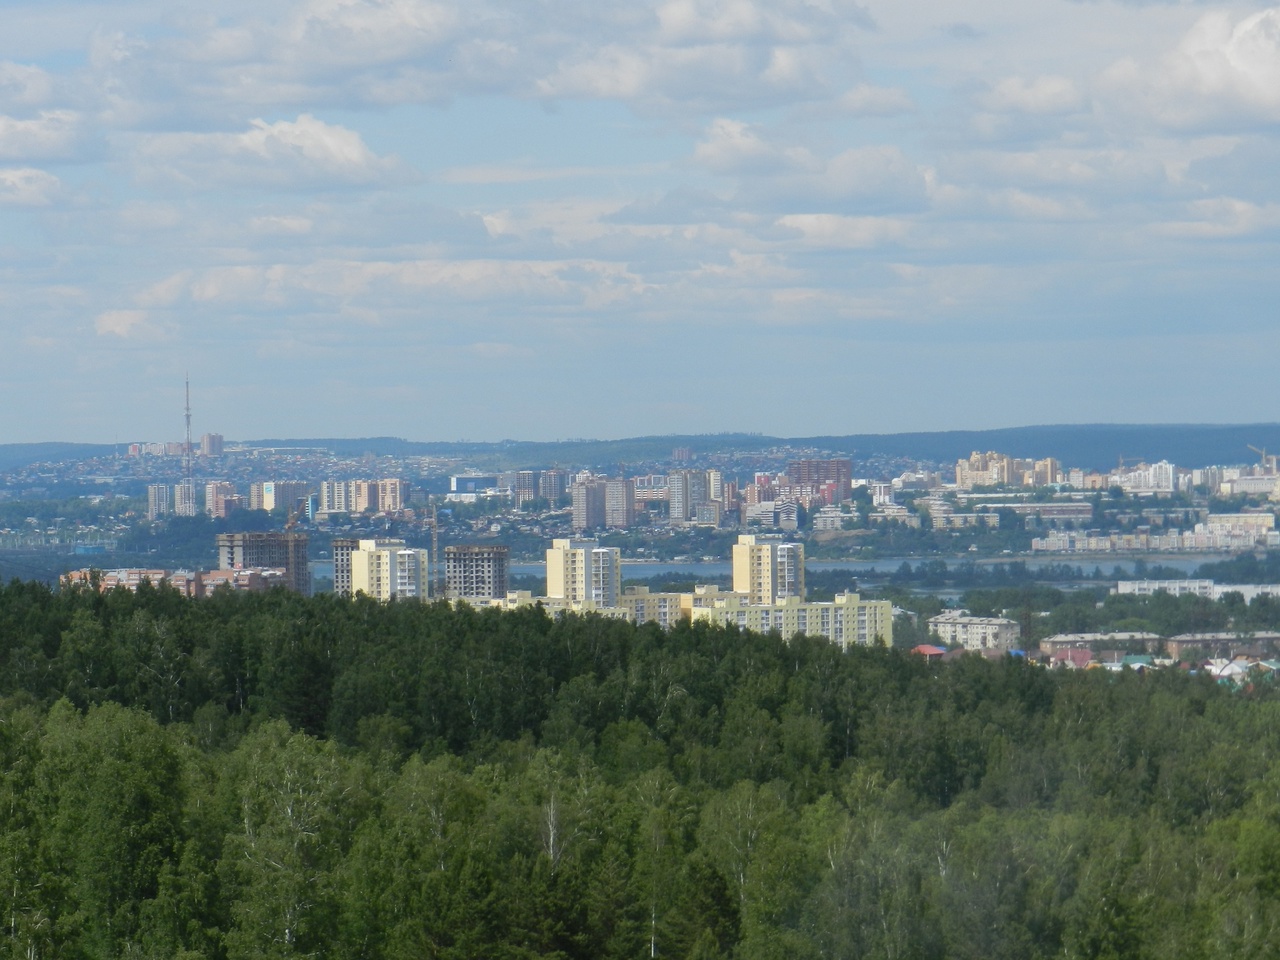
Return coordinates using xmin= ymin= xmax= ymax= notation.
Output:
xmin=1051 ymin=648 xmax=1095 ymax=669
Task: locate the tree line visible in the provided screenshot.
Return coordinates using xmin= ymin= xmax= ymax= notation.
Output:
xmin=3 ymin=578 xmax=1280 ymax=958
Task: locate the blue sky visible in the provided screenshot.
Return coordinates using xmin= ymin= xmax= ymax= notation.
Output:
xmin=2 ymin=0 xmax=1278 ymax=443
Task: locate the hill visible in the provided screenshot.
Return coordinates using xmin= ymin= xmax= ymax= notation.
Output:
xmin=0 ymin=442 xmax=118 ymax=471
xmin=5 ymin=424 xmax=1280 ymax=472
xmin=243 ymin=423 xmax=1280 ymax=472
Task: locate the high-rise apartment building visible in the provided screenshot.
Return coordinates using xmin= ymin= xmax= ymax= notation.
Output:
xmin=732 ymin=534 xmax=805 ymax=605
xmin=445 ymin=545 xmax=510 ymax=601
xmin=786 ymin=459 xmax=853 ymax=500
xmin=216 ymin=531 xmax=311 ymax=596
xmin=377 ymin=478 xmax=406 ymax=513
xmin=199 ymin=433 xmax=224 ymax=457
xmin=147 ymin=484 xmax=170 ymax=521
xmin=174 ymin=480 xmax=198 ymax=517
xmin=1033 ymin=458 xmax=1062 ymax=487
xmin=515 ymin=471 xmax=541 ymax=507
xmin=350 ymin=539 xmax=429 ymax=601
xmin=546 ymin=538 xmax=621 ymax=607
xmin=604 ymin=479 xmax=636 ymax=529
xmin=666 ymin=469 xmax=710 ymax=523
xmin=320 ymin=481 xmax=350 ymax=514
xmin=318 ymin=479 xmax=400 ymax=515
xmin=539 ymin=469 xmax=569 ymax=503
xmin=350 ymin=480 xmax=377 ymax=515
xmin=571 ymin=480 xmax=607 ymax=532
xmin=277 ymin=481 xmax=310 ymax=514
xmin=250 ymin=481 xmax=310 ymax=514
xmin=331 ymin=537 xmax=359 ymax=597
xmin=689 ymin=471 xmax=709 ymax=510
xmin=955 ymin=452 xmax=1036 ymax=490
xmin=668 ymin=470 xmax=693 ymax=523
xmin=205 ymin=482 xmax=241 ymax=519
xmin=706 ymin=469 xmax=723 ymax=502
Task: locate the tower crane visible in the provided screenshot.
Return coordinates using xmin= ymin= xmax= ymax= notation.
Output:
xmin=1247 ymin=445 xmax=1278 ymax=473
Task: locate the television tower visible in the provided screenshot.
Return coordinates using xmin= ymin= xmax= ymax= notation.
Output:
xmin=184 ymin=375 xmax=193 ymax=482
xmin=175 ymin=376 xmax=197 ymax=516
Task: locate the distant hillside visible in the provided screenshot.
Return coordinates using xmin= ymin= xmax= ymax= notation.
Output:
xmin=5 ymin=425 xmax=1279 ymax=473
xmin=0 ymin=442 xmax=118 ymax=472
xmin=245 ymin=424 xmax=1280 ymax=473
xmin=799 ymin=424 xmax=1280 ymax=473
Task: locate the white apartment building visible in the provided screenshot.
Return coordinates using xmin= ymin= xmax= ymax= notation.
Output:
xmin=545 ymin=538 xmax=622 ymax=607
xmin=351 ymin=539 xmax=429 ymax=601
xmin=688 ymin=592 xmax=893 ymax=649
xmin=732 ymin=534 xmax=804 ymax=605
xmin=928 ymin=610 xmax=1022 ymax=651
xmin=1115 ymin=579 xmax=1280 ymax=603
xmin=147 ymin=484 xmax=170 ymax=521
xmin=174 ymin=479 xmax=198 ymax=517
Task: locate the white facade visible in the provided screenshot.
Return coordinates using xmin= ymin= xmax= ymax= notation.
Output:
xmin=732 ymin=534 xmax=804 ymax=605
xmin=174 ymin=479 xmax=198 ymax=517
xmin=929 ymin=610 xmax=1021 ymax=651
xmin=147 ymin=484 xmax=170 ymax=520
xmin=545 ymin=538 xmax=622 ymax=606
xmin=688 ymin=593 xmax=893 ymax=648
xmin=351 ymin=538 xmax=429 ymax=601
xmin=1116 ymin=579 xmax=1280 ymax=603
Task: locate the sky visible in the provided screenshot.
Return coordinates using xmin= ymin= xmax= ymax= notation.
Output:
xmin=1 ymin=0 xmax=1278 ymax=444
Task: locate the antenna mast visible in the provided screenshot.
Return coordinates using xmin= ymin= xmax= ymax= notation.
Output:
xmin=178 ymin=375 xmax=196 ymax=516
xmin=184 ymin=376 xmax=193 ymax=483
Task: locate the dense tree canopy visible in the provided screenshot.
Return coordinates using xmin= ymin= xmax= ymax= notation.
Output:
xmin=3 ymin=578 xmax=1280 ymax=958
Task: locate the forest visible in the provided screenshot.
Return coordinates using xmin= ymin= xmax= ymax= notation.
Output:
xmin=6 ymin=578 xmax=1280 ymax=959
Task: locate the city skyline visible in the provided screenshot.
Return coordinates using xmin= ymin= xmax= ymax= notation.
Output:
xmin=2 ymin=0 xmax=1278 ymax=443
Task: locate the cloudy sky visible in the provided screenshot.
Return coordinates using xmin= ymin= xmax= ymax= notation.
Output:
xmin=2 ymin=0 xmax=1278 ymax=443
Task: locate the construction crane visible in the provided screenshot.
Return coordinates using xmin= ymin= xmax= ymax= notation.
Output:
xmin=1248 ymin=445 xmax=1278 ymax=473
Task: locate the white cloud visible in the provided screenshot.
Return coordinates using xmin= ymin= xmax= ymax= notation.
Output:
xmin=48 ymin=0 xmax=864 ymax=119
xmin=87 ymin=30 xmax=150 ymax=71
xmin=774 ymin=213 xmax=910 ymax=248
xmin=1155 ymin=197 xmax=1280 ymax=238
xmin=285 ymin=0 xmax=459 ymax=67
xmin=189 ymin=265 xmax=282 ymax=304
xmin=132 ymin=255 xmax=650 ymax=315
xmin=997 ymin=188 xmax=1093 ymax=221
xmin=656 ymin=0 xmax=873 ymax=44
xmin=693 ymin=118 xmax=812 ymax=174
xmin=536 ymin=43 xmax=765 ymax=103
xmin=94 ymin=308 xmax=151 ymax=337
xmin=0 ymin=166 xmax=58 ymax=204
xmin=0 ymin=110 xmax=79 ymax=160
xmin=704 ymin=136 xmax=931 ymax=214
xmin=983 ymin=75 xmax=1082 ymax=114
xmin=805 ymin=145 xmax=929 ymax=208
xmin=137 ymin=114 xmax=404 ymax=187
xmin=136 ymin=271 xmax=193 ymax=308
xmin=437 ymin=162 xmax=660 ymax=185
xmin=0 ymin=62 xmax=53 ymax=107
xmin=1103 ymin=8 xmax=1280 ymax=128
xmin=5 ymin=0 xmax=1280 ymax=442
xmin=118 ymin=202 xmax=183 ymax=231
xmin=837 ymin=83 xmax=914 ymax=116
xmin=250 ymin=214 xmax=314 ymax=234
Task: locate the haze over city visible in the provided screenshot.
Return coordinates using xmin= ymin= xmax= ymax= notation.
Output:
xmin=2 ymin=0 xmax=1278 ymax=442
